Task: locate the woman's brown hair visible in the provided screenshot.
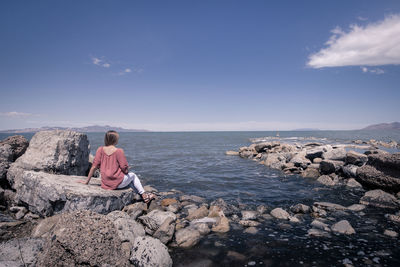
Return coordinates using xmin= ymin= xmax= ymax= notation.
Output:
xmin=104 ymin=130 xmax=119 ymax=146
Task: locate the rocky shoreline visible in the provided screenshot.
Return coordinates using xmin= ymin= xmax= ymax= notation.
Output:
xmin=1 ymin=131 xmax=400 ymax=266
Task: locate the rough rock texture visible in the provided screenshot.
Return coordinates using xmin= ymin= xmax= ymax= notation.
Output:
xmin=346 ymin=178 xmax=362 ymax=188
xmin=316 ymin=175 xmax=335 ymax=186
xmin=342 ymin=165 xmax=358 ymax=178
xmin=314 ymin=202 xmax=346 ymax=211
xmin=36 ymin=210 xmax=131 ymax=266
xmin=187 ymin=206 xmax=208 ymax=221
xmin=290 ymin=203 xmax=310 ymax=214
xmin=130 ymin=236 xmax=173 ymax=267
xmin=153 ymin=217 xmax=176 ymax=244
xmin=301 ymin=167 xmax=320 ymax=178
xmin=107 ymin=211 xmax=145 ymax=244
xmin=360 ymin=189 xmax=400 ymax=209
xmin=138 ymin=210 xmax=176 ymax=235
xmin=241 ymin=210 xmax=258 ymax=220
xmin=0 ymin=144 xmax=12 ymax=182
xmin=175 ymin=227 xmax=201 ymax=248
xmin=345 ymin=150 xmax=368 ymax=166
xmin=0 ymin=237 xmax=44 ymax=266
xmin=14 ymin=171 xmax=135 ymax=217
xmin=0 ymin=135 xmax=29 ymax=161
xmin=331 ymin=220 xmax=355 ymax=235
xmin=319 ymin=160 xmax=344 ymax=174
xmin=322 ymin=148 xmax=346 ymax=161
xmin=290 ymin=152 xmax=311 ymax=169
xmin=357 ymin=164 xmax=400 ymax=193
xmin=7 ymin=130 xmax=89 ymax=187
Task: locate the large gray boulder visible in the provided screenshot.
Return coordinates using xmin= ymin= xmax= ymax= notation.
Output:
xmin=0 ymin=135 xmax=29 ymax=161
xmin=130 ymin=236 xmax=173 ymax=267
xmin=7 ymin=130 xmax=89 ymax=187
xmin=322 ymin=147 xmax=346 ymax=161
xmin=0 ymin=135 xmax=29 ymax=183
xmin=13 ymin=171 xmax=135 ymax=217
xmin=36 ymin=210 xmax=131 ymax=266
xmin=355 ymin=152 xmax=400 ymax=192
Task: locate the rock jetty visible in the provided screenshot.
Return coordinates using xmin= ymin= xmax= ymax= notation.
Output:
xmin=235 ymin=140 xmax=400 ymax=193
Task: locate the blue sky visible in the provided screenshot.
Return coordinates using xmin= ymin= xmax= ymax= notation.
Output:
xmin=1 ymin=0 xmax=400 ymax=131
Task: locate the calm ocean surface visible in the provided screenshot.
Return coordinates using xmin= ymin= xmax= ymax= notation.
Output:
xmin=2 ymin=130 xmax=400 ymax=266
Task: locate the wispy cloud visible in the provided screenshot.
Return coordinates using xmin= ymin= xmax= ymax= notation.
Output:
xmin=361 ymin=67 xmax=385 ymax=74
xmin=117 ymin=67 xmax=143 ymax=76
xmin=0 ymin=111 xmax=34 ymax=118
xmin=357 ymin=16 xmax=368 ymax=21
xmin=91 ymin=57 xmax=111 ymax=68
xmin=307 ymin=14 xmax=400 ymax=69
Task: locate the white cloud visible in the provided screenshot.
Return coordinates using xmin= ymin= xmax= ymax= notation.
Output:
xmin=91 ymin=57 xmax=111 ymax=68
xmin=117 ymin=68 xmax=137 ymax=76
xmin=357 ymin=16 xmax=368 ymax=21
xmin=307 ymin=14 xmax=400 ymax=68
xmin=0 ymin=111 xmax=34 ymax=117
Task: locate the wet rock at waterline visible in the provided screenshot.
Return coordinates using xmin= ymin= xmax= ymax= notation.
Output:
xmin=130 ymin=236 xmax=173 ymax=267
xmin=360 ymin=189 xmax=400 ymax=209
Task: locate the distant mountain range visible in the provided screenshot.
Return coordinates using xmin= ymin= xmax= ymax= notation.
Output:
xmin=0 ymin=125 xmax=150 ymax=133
xmin=361 ymin=122 xmax=400 ymax=130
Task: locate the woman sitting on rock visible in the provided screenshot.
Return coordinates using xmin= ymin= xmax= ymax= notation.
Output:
xmin=77 ymin=130 xmax=155 ymax=203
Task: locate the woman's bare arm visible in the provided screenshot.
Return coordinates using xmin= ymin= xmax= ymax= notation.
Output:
xmin=77 ymin=165 xmax=97 ymax=185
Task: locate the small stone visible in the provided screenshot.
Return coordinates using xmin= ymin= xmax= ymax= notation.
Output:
xmin=239 ymin=220 xmax=260 ymax=227
xmin=383 ymin=229 xmax=398 ymax=237
xmin=241 ymin=210 xmax=257 ymax=220
xmin=316 ymin=175 xmax=335 ymax=186
xmin=175 ymin=228 xmax=201 ymax=248
xmin=290 ymin=203 xmax=310 ymax=214
xmin=187 ymin=206 xmax=209 ymax=221
xmin=270 ymin=208 xmax=290 ymax=220
xmin=314 ymin=202 xmax=346 ymax=211
xmin=256 ymin=205 xmax=267 ymax=214
xmin=227 ymin=251 xmax=246 ymax=261
xmin=311 ymin=219 xmax=331 ymax=232
xmin=346 ymin=178 xmax=362 ymax=188
xmin=346 ymin=204 xmax=366 ymax=211
xmin=161 ymin=198 xmax=178 ymax=207
xmin=212 ymin=216 xmax=230 ymax=233
xmin=179 ymin=195 xmax=206 ymax=203
xmin=225 ymin=151 xmax=239 ymax=156
xmin=307 ymin=228 xmax=331 ymax=238
xmin=243 ymin=226 xmax=258 ymax=234
xmin=331 ymin=220 xmax=355 ymax=235
xmin=289 ymin=216 xmax=300 ymax=223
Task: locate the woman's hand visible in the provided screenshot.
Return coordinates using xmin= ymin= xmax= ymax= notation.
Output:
xmin=76 ymin=179 xmax=88 ymax=184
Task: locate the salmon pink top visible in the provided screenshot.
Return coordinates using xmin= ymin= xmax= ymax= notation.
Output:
xmin=92 ymin=146 xmax=129 ymax=190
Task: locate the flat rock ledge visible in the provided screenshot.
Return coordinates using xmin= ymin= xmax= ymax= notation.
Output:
xmin=14 ymin=171 xmax=135 ymax=217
